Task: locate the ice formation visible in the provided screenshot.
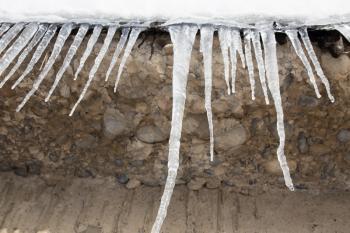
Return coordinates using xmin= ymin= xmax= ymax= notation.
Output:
xmin=151 ymin=24 xmax=198 ymax=233
xmin=0 ymin=20 xmax=348 ymax=233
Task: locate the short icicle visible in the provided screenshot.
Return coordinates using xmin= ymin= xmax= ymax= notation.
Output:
xmin=0 ymin=23 xmax=11 ymax=37
xmin=286 ymin=29 xmax=321 ymax=98
xmin=16 ymin=23 xmax=73 ymax=112
xmin=335 ymin=24 xmax=350 ymax=43
xmin=151 ymin=24 xmax=197 ymax=233
xmin=0 ymin=24 xmax=48 ymax=88
xmin=12 ymin=24 xmax=57 ymax=89
xmin=0 ymin=23 xmax=25 ymax=55
xmin=251 ymin=30 xmax=269 ymax=104
xmin=243 ymin=30 xmax=256 ymax=100
xmin=200 ymin=26 xmax=215 ymax=161
xmin=0 ymin=23 xmax=39 ymax=76
xmin=260 ymin=29 xmax=294 ymax=191
xmin=69 ymin=25 xmax=118 ymax=116
xmin=74 ymin=25 xmax=103 ymax=80
xmin=299 ymin=28 xmax=334 ymax=102
xmin=45 ymin=24 xmax=89 ymax=102
xmin=230 ymin=29 xmax=246 ymax=93
xmin=218 ymin=27 xmax=232 ymax=94
xmin=113 ymin=27 xmax=143 ymax=92
xmin=105 ymin=27 xmax=130 ymax=81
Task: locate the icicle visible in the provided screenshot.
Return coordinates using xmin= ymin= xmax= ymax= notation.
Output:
xmin=12 ymin=24 xmax=57 ymax=89
xmin=113 ymin=27 xmax=143 ymax=92
xmin=260 ymin=29 xmax=294 ymax=191
xmin=0 ymin=23 xmax=11 ymax=37
xmin=243 ymin=30 xmax=256 ymax=100
xmin=0 ymin=24 xmax=47 ymax=88
xmin=45 ymin=24 xmax=89 ymax=102
xmin=231 ymin=29 xmax=246 ymax=68
xmin=0 ymin=23 xmax=39 ymax=77
xmin=251 ymin=30 xmax=270 ymax=104
xmin=0 ymin=23 xmax=25 ymax=55
xmin=105 ymin=27 xmax=130 ymax=81
xmin=218 ymin=27 xmax=231 ymax=94
xmin=335 ymin=24 xmax=350 ymax=43
xmin=200 ymin=26 xmax=215 ymax=161
xmin=151 ymin=25 xmax=197 ymax=233
xmin=74 ymin=25 xmax=102 ymax=80
xmin=69 ymin=25 xmax=117 ymax=116
xmin=230 ymin=29 xmax=246 ymax=93
xmin=286 ymin=30 xmax=321 ymax=98
xmin=16 ymin=23 xmax=73 ymax=112
xmin=299 ymin=28 xmax=335 ymax=102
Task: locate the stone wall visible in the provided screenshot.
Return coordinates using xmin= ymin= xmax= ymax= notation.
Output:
xmin=0 ymin=29 xmax=350 ymax=192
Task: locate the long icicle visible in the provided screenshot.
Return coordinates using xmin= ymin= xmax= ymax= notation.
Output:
xmin=151 ymin=24 xmax=197 ymax=233
xmin=69 ymin=25 xmax=118 ymax=116
xmin=0 ymin=23 xmax=11 ymax=37
xmin=243 ymin=30 xmax=256 ymax=100
xmin=45 ymin=24 xmax=89 ymax=102
xmin=74 ymin=25 xmax=103 ymax=80
xmin=260 ymin=29 xmax=294 ymax=191
xmin=0 ymin=24 xmax=48 ymax=88
xmin=251 ymin=30 xmax=270 ymax=104
xmin=16 ymin=23 xmax=73 ymax=112
xmin=113 ymin=27 xmax=143 ymax=92
xmin=231 ymin=29 xmax=246 ymax=68
xmin=335 ymin=24 xmax=350 ymax=42
xmin=11 ymin=24 xmax=57 ymax=89
xmin=0 ymin=23 xmax=25 ymax=55
xmin=114 ymin=28 xmax=144 ymax=92
xmin=105 ymin=27 xmax=130 ymax=81
xmin=200 ymin=26 xmax=215 ymax=161
xmin=299 ymin=28 xmax=335 ymax=102
xmin=286 ymin=30 xmax=321 ymax=98
xmin=218 ymin=27 xmax=232 ymax=94
xmin=0 ymin=23 xmax=39 ymax=76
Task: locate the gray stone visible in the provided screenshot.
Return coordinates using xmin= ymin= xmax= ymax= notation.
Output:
xmin=298 ymin=95 xmax=319 ymax=107
xmin=75 ymin=168 xmax=93 ymax=178
xmin=103 ymin=108 xmax=130 ymax=139
xmin=136 ymin=125 xmax=168 ymax=143
xmin=14 ymin=165 xmax=28 ymax=177
xmin=75 ymin=134 xmax=98 ymax=149
xmin=114 ymin=159 xmax=124 ymax=167
xmin=26 ymin=160 xmax=42 ymax=175
xmin=116 ymin=173 xmax=129 ymax=184
xmin=337 ymin=129 xmax=350 ymax=143
xmin=214 ymin=119 xmax=247 ymax=152
xmin=187 ymin=177 xmax=206 ymax=190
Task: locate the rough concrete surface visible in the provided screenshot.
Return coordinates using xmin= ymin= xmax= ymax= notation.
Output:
xmin=0 ymin=173 xmax=350 ymax=233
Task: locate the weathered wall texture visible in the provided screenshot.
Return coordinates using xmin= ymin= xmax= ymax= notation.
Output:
xmin=0 ymin=30 xmax=350 ymax=192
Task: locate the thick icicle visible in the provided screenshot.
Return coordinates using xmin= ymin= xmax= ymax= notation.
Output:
xmin=0 ymin=23 xmax=39 ymax=76
xmin=286 ymin=30 xmax=321 ymax=98
xmin=260 ymin=29 xmax=294 ymax=191
xmin=69 ymin=25 xmax=117 ymax=116
xmin=299 ymin=28 xmax=335 ymax=102
xmin=336 ymin=24 xmax=350 ymax=42
xmin=0 ymin=24 xmax=47 ymax=88
xmin=113 ymin=27 xmax=143 ymax=92
xmin=16 ymin=23 xmax=73 ymax=112
xmin=230 ymin=29 xmax=246 ymax=93
xmin=218 ymin=27 xmax=232 ymax=94
xmin=243 ymin=30 xmax=256 ymax=100
xmin=74 ymin=25 xmax=103 ymax=80
xmin=151 ymin=25 xmax=197 ymax=233
xmin=105 ymin=27 xmax=130 ymax=81
xmin=251 ymin=30 xmax=270 ymax=104
xmin=12 ymin=24 xmax=57 ymax=89
xmin=200 ymin=26 xmax=215 ymax=161
xmin=0 ymin=23 xmax=11 ymax=37
xmin=45 ymin=24 xmax=89 ymax=101
xmin=0 ymin=23 xmax=25 ymax=55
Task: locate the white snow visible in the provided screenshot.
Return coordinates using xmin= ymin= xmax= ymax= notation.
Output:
xmin=0 ymin=0 xmax=349 ymax=26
